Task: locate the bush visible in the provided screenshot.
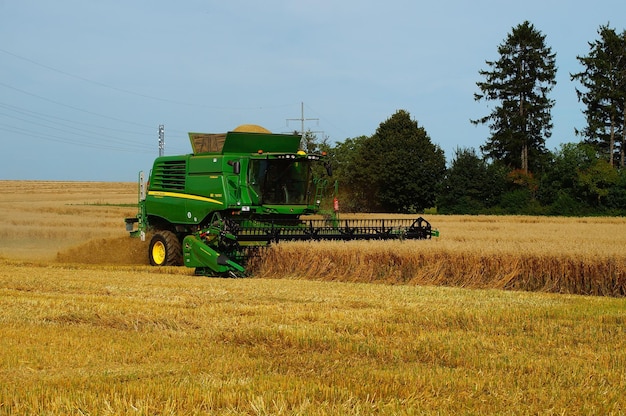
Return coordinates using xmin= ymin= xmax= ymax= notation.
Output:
xmin=547 ymin=191 xmax=584 ymax=216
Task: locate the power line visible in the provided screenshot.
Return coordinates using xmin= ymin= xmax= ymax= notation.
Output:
xmin=0 ymin=47 xmax=297 ymax=111
xmin=0 ymin=101 xmax=150 ymax=137
xmin=0 ymin=107 xmax=153 ymax=148
xmin=0 ymin=81 xmax=155 ymax=129
xmin=0 ymin=123 xmax=154 ymax=153
xmin=0 ymin=48 xmax=295 ymax=156
xmin=0 ymin=115 xmax=153 ymax=152
xmin=0 ymin=47 xmax=213 ymax=108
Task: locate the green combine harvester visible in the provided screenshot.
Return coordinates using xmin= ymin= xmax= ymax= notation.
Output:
xmin=125 ymin=125 xmax=438 ymax=277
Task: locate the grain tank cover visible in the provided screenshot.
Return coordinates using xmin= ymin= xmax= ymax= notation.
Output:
xmin=189 ymin=131 xmax=301 ymax=155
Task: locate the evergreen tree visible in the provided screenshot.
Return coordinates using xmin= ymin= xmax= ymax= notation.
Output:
xmin=571 ymin=24 xmax=626 ymax=168
xmin=472 ymin=21 xmax=557 ymax=174
xmin=349 ymin=110 xmax=445 ymax=213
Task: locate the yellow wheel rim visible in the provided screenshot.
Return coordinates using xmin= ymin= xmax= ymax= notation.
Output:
xmin=152 ymin=241 xmax=166 ymax=265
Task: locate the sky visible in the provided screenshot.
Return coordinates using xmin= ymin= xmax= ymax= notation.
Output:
xmin=1 ymin=0 xmax=625 ymax=181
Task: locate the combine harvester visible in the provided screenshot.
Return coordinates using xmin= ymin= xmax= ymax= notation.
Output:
xmin=125 ymin=125 xmax=438 ymax=277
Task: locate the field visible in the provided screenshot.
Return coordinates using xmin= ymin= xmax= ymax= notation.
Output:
xmin=0 ymin=180 xmax=625 ymax=414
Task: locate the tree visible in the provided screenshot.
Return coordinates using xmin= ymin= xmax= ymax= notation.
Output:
xmin=539 ymin=144 xmax=588 ymax=205
xmin=571 ymin=24 xmax=626 ymax=168
xmin=299 ymin=130 xmax=335 ymax=156
xmin=327 ymin=136 xmax=368 ymax=212
xmin=472 ymin=21 xmax=557 ymax=174
xmin=347 ymin=110 xmax=445 ymax=213
xmin=540 ymin=142 xmax=618 ymax=211
xmin=437 ymin=147 xmax=506 ymax=214
xmin=577 ymin=157 xmax=618 ymax=206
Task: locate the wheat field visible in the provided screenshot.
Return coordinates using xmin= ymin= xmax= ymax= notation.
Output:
xmin=1 ymin=180 xmax=625 ymax=296
xmin=0 ymin=180 xmax=625 ymax=414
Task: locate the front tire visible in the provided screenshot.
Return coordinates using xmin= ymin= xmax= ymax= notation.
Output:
xmin=149 ymin=231 xmax=183 ymax=266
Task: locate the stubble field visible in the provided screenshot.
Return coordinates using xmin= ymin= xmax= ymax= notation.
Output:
xmin=0 ymin=180 xmax=625 ymax=415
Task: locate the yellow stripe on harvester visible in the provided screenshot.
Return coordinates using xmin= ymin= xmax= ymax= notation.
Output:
xmin=148 ymin=191 xmax=224 ymax=205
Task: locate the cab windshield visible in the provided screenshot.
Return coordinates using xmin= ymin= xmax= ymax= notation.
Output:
xmin=248 ymin=159 xmax=312 ymax=205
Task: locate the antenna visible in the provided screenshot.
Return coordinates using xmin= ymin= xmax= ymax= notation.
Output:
xmin=158 ymin=124 xmax=165 ymax=157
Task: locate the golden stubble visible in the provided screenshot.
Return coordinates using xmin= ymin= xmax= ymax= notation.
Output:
xmin=0 ymin=261 xmax=624 ymax=414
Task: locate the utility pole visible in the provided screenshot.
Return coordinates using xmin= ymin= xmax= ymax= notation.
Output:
xmin=286 ymin=102 xmax=321 ymax=137
xmin=158 ymin=124 xmax=165 ymax=157
xmin=286 ymin=102 xmax=324 ymax=152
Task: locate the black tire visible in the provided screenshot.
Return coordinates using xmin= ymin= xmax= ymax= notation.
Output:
xmin=148 ymin=231 xmax=183 ymax=266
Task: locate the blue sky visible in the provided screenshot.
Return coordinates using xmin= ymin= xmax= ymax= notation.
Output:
xmin=1 ymin=0 xmax=624 ymax=181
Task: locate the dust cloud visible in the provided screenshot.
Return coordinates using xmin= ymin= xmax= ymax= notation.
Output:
xmin=56 ymin=236 xmax=149 ymax=265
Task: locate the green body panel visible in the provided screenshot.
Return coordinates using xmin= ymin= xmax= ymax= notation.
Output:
xmin=182 ymin=235 xmax=245 ymax=274
xmin=144 ymin=130 xmax=323 ymax=228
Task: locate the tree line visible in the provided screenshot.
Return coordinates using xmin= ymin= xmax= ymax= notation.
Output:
xmin=309 ymin=22 xmax=626 ymax=216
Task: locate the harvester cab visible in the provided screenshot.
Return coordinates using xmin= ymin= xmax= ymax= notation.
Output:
xmin=125 ymin=125 xmax=437 ymax=277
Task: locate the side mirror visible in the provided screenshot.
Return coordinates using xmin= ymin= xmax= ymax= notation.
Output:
xmin=228 ymin=160 xmax=241 ymax=174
